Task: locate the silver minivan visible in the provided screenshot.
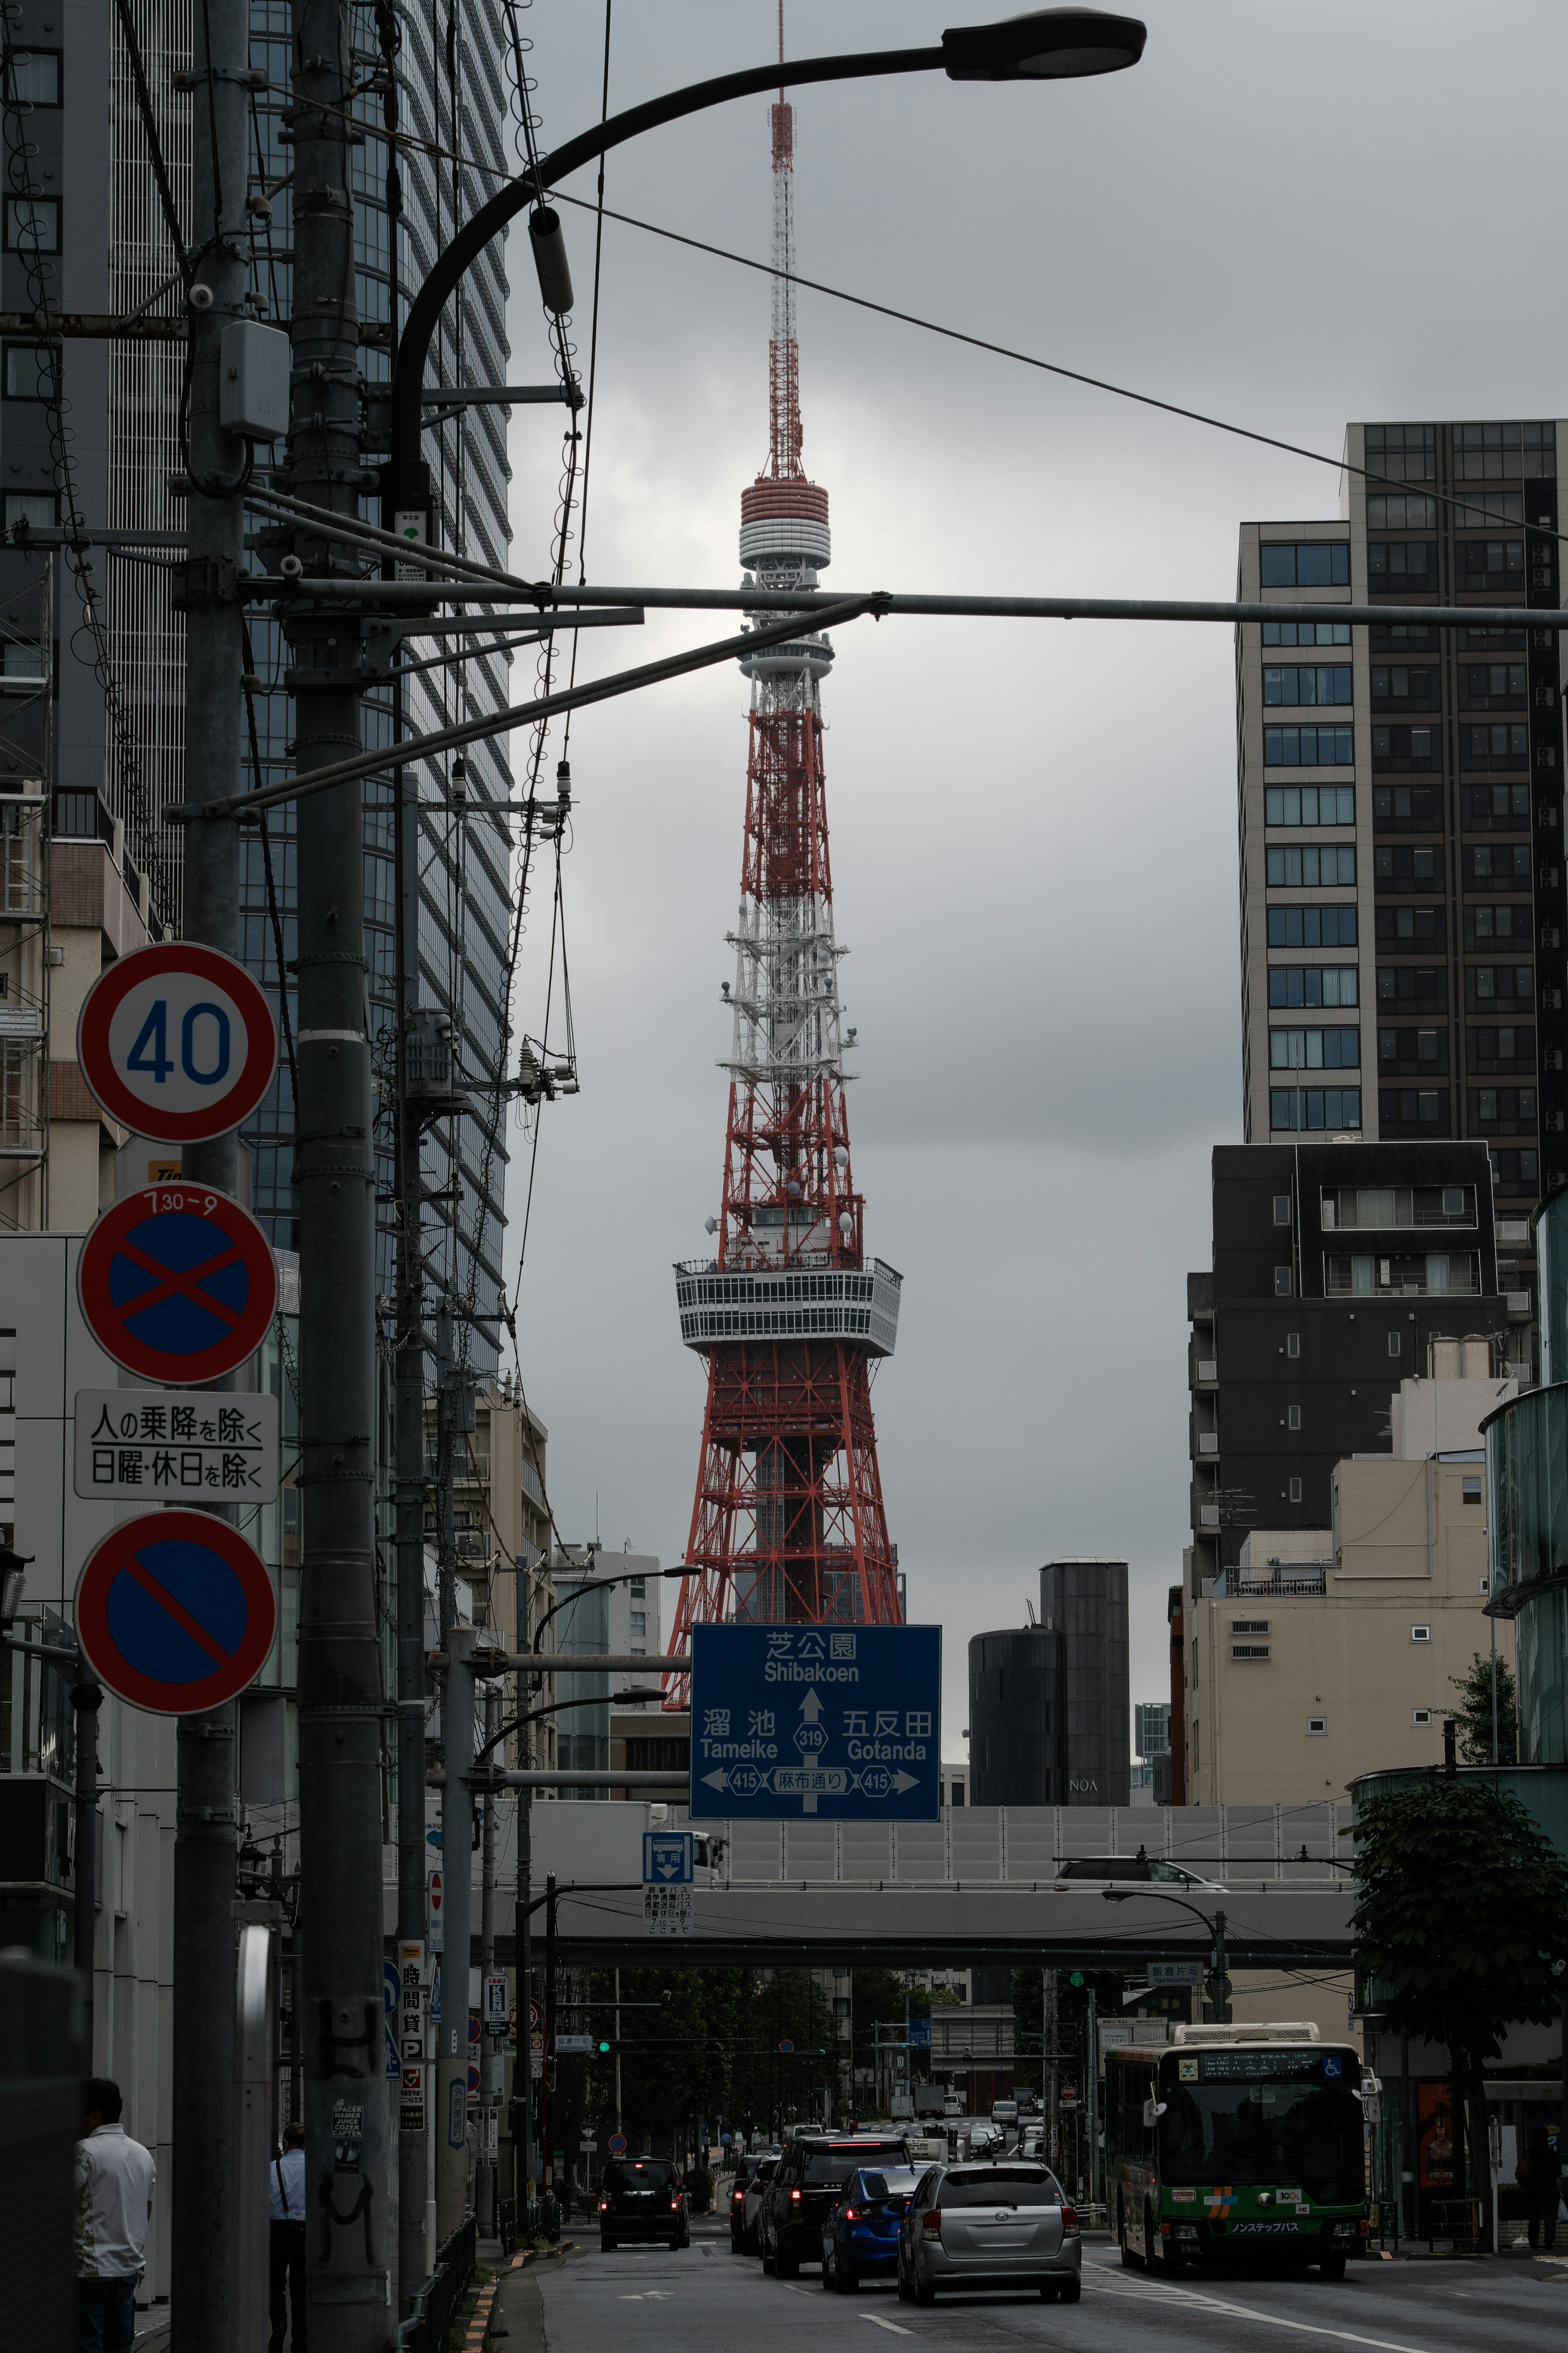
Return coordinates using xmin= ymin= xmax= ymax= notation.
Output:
xmin=896 ymin=2162 xmax=1081 ymax=2305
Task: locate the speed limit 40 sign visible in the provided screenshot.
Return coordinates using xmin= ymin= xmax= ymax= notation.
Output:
xmin=78 ymin=942 xmax=278 ymax=1143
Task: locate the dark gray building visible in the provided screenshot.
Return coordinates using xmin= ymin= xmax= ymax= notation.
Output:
xmin=1040 ymin=1559 xmax=1130 ymax=1806
xmin=968 ymin=1559 xmax=1131 ymax=1807
xmin=968 ymin=1626 xmax=1063 ymax=1806
xmin=1187 ymin=1139 xmax=1517 ymax=1590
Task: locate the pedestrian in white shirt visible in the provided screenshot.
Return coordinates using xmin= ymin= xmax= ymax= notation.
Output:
xmin=269 ymin=2119 xmax=307 ymax=2351
xmin=74 ymin=2076 xmax=155 ymax=2353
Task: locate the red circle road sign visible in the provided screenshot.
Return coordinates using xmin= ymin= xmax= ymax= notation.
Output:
xmin=78 ymin=942 xmax=278 ymax=1144
xmin=78 ymin=1184 xmax=278 ymax=1384
xmin=76 ymin=1509 xmax=276 ymax=1713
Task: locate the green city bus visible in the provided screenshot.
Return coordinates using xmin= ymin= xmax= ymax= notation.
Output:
xmin=1105 ymin=2025 xmax=1369 ymax=2278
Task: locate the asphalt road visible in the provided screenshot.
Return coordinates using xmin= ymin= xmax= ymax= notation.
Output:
xmin=519 ymin=2224 xmax=1568 ymax=2353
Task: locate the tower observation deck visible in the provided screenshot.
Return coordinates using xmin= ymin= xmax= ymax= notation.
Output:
xmin=668 ymin=45 xmax=903 ymax=1653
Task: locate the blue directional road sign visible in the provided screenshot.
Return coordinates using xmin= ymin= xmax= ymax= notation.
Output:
xmin=688 ymin=1624 xmax=941 ymax=1821
xmin=643 ymin=1830 xmax=693 ymax=1885
xmin=908 ymin=2017 xmax=931 ymax=2051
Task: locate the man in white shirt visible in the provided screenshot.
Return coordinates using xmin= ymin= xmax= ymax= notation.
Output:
xmin=74 ymin=2076 xmax=155 ymax=2353
xmin=269 ymin=2119 xmax=307 ymax=2351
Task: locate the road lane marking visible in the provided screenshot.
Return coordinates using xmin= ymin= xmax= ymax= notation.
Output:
xmin=1090 ymin=2277 xmax=1432 ymax=2353
xmin=859 ymin=2317 xmax=912 ymax=2337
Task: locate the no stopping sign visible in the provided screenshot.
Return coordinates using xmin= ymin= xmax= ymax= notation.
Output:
xmin=78 ymin=942 xmax=278 ymax=1143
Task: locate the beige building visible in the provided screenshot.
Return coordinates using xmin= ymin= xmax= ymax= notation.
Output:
xmin=1185 ymin=1372 xmax=1515 ymax=1805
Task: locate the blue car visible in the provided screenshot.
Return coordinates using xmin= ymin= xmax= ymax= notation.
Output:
xmin=821 ymin=2166 xmax=927 ymax=2293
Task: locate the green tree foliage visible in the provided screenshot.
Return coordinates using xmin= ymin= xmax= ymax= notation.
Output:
xmin=1447 ymin=1649 xmax=1519 ymax=1766
xmin=575 ymin=1966 xmax=839 ymax=2148
xmin=1351 ymin=1775 xmax=1568 ymax=2248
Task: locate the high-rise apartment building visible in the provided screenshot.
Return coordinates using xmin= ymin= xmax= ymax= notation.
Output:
xmin=1237 ymin=422 xmax=1568 ymax=1278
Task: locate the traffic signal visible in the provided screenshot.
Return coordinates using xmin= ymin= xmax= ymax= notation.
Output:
xmin=597 ymin=2039 xmax=612 ymax=2054
xmin=1069 ymin=1972 xmax=1086 ymax=1988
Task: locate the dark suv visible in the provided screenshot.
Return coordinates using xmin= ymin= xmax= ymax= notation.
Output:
xmin=761 ymin=2135 xmax=913 ymax=2277
xmin=598 ymin=2157 xmax=690 ymax=2252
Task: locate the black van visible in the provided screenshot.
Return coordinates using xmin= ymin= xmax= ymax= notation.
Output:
xmin=598 ymin=2157 xmax=690 ymax=2251
xmin=761 ymin=2135 xmax=913 ymax=2276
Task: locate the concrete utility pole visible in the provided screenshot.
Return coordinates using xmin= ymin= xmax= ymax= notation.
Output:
xmin=512 ymin=1584 xmax=537 ymax=2228
xmin=436 ymin=1626 xmax=476 ymax=2235
xmin=286 ymin=0 xmax=390 ymax=2335
xmin=477 ymin=1682 xmax=499 ymax=2234
xmin=172 ymin=0 xmax=250 ymax=2335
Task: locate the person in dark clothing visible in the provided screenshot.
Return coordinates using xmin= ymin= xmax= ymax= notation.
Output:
xmin=269 ymin=2120 xmax=307 ymax=2349
xmin=1519 ymin=2124 xmax=1563 ymax=2253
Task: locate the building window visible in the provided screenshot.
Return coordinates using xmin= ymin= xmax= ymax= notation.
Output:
xmin=1269 ymin=1027 xmax=1360 ymax=1071
xmin=1368 ymin=540 xmax=1437 ymax=587
xmin=1465 ymin=906 xmax=1530 ymax=950
xmin=1365 ymin=494 xmax=1437 ymax=528
xmin=1377 ymin=961 xmax=1446 ymax=1006
xmin=1307 ymin=1716 xmax=1327 ymax=1735
xmin=1378 ymin=1088 xmax=1446 ymax=1128
xmin=1459 ymin=539 xmax=1524 ymax=584
xmin=1260 ymin=542 xmax=1349 ymax=588
xmin=1287 ymin=1332 xmax=1300 ymax=1357
xmin=1268 ymin=967 xmax=1358 ymax=1009
xmin=628 ymin=1611 xmax=646 ymax=1636
xmin=1266 ymin=844 xmax=1357 ymax=889
xmin=2 ymin=49 xmax=61 ymax=105
xmin=1326 ymin=1251 xmax=1479 ymax=1297
xmin=1287 ymin=1405 xmax=1302 ymax=1430
xmin=1273 ymin=1194 xmax=1291 ymax=1225
xmin=3 ymin=196 xmax=57 ymax=250
xmin=1231 ymin=1619 xmax=1270 ymax=1634
xmin=1467 ymin=844 xmax=1533 ymax=884
xmin=1461 ymin=1476 xmax=1482 ymax=1504
xmin=1453 ymin=491 xmax=1526 ymax=526
xmin=1232 ymin=1644 xmax=1271 ymax=1660
xmin=2 ymin=343 xmax=56 ymax=399
xmin=1374 ymin=845 xmax=1441 ymax=889
xmin=1469 ymin=1086 xmax=1537 ymax=1131
xmin=1270 ymin=1087 xmax=1361 ymax=1132
xmin=1274 ymin=1266 xmax=1292 ymax=1297
xmin=1365 ymin=423 xmax=1435 ymax=481
xmin=1461 ymin=723 xmax=1530 ymax=769
xmin=1412 ymin=1708 xmax=1432 ymax=1726
xmin=1264 ymin=727 xmax=1354 ymax=769
xmin=1263 ymin=665 xmax=1352 ymax=709
xmin=1267 ymin=905 xmax=1357 ymax=948
xmin=1371 ymin=725 xmax=1437 ymax=771
xmin=2 ymin=490 xmax=54 ymax=532
xmin=1265 ymin=784 xmax=1355 ymax=825
xmin=624 ymin=1737 xmax=691 ymax=1771
xmin=1370 ymin=665 xmax=1438 ymax=707
xmin=628 ymin=1576 xmax=646 ymax=1595
xmin=1411 ymin=1625 xmax=1431 ymax=1643
xmin=1377 ymin=1028 xmax=1447 ymax=1075
xmin=1466 ymin=965 xmax=1534 ymax=1010
xmin=1288 ymin=1478 xmax=1302 ymax=1503
xmin=1493 ymin=1148 xmax=1540 ymax=1188
xmin=1463 ymin=781 xmax=1532 ymax=825
xmin=1461 ymin=662 xmax=1528 ymax=710
xmin=1262 ymin=619 xmax=1350 ymax=647
xmin=1374 ymin=782 xmax=1441 ymax=825
xmin=1388 ymin=1332 xmax=1401 ymax=1356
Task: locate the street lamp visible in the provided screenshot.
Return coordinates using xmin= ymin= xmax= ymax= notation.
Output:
xmin=385 ymin=11 xmax=1147 ymax=521
xmin=1102 ymin=1886 xmax=1230 ymax=2022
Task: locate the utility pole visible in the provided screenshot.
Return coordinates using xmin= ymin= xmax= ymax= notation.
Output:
xmin=477 ymin=1682 xmax=499 ymax=2234
xmin=393 ymin=649 xmax=429 ymax=2308
xmin=287 ymin=0 xmax=389 ymax=2335
xmin=172 ymin=0 xmax=250 ymax=2336
xmin=1086 ymin=1988 xmax=1099 ymax=2215
xmin=543 ymin=1873 xmax=558 ymax=2199
xmin=72 ymin=1676 xmax=100 ymax=2063
xmin=511 ymin=1577 xmax=536 ymax=2232
xmin=435 ymin=1625 xmax=476 ymax=2235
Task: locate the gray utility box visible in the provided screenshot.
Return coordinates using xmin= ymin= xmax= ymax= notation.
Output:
xmin=220 ymin=318 xmax=290 ymax=439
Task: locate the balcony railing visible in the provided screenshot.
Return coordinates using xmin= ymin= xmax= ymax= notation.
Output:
xmin=1323 ymin=1252 xmax=1481 ymax=1298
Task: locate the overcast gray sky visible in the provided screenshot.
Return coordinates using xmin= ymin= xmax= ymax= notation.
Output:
xmin=496 ymin=1 xmax=1560 ymax=1749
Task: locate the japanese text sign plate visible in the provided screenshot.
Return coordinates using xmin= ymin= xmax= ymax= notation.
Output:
xmin=78 ymin=941 xmax=278 ymax=1144
xmin=75 ymin=1508 xmax=277 ymax=1714
xmin=74 ymin=1387 xmax=280 ymax=1501
xmin=689 ymin=1624 xmax=941 ymax=1821
xmin=643 ymin=1884 xmax=693 ymax=1938
xmin=78 ymin=1184 xmax=278 ymax=1385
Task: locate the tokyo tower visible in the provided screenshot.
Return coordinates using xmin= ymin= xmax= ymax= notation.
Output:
xmin=668 ymin=28 xmax=903 ymax=1649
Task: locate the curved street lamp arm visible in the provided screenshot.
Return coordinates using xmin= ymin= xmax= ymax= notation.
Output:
xmin=474 ymin=1684 xmax=667 ymax=1763
xmin=530 ymin=1562 xmax=688 ymax=1656
xmin=389 ymin=45 xmax=944 ymax=470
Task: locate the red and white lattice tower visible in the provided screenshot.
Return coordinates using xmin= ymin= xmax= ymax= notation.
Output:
xmin=668 ymin=48 xmax=903 ymax=1662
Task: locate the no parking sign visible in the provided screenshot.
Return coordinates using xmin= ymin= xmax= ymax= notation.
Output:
xmin=78 ymin=1184 xmax=278 ymax=1384
xmin=75 ymin=1508 xmax=277 ymax=1713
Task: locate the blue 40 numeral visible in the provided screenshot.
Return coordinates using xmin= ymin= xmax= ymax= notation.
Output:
xmin=127 ymin=999 xmax=174 ymax=1083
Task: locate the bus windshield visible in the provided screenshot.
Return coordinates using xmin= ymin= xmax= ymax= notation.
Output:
xmin=1156 ymin=2075 xmax=1363 ymax=2199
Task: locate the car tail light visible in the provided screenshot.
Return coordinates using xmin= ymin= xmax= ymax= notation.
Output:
xmin=1061 ymin=2204 xmax=1079 ymax=2235
xmin=843 ymin=2207 xmax=858 ymax=2223
xmin=599 ymin=2200 xmax=608 ymax=2212
xmin=731 ymin=2189 xmax=744 ymax=2204
xmin=791 ymin=2188 xmax=802 ymax=2204
xmin=670 ymin=2198 xmax=681 ymax=2211
xmin=922 ymin=2209 xmax=942 ymax=2236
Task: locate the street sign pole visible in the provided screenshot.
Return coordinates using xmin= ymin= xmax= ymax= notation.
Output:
xmin=435 ymin=1628 xmax=475 ymax=2236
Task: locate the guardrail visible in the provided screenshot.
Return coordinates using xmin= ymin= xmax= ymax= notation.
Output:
xmin=394 ymin=2215 xmax=477 ymax=2353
